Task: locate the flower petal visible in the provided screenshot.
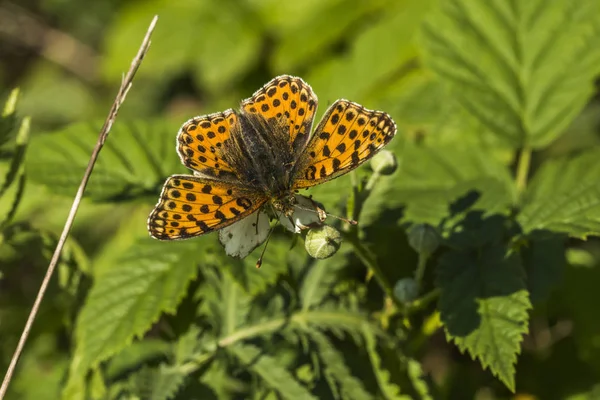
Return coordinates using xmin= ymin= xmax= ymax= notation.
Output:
xmin=219 ymin=210 xmax=270 ymax=258
xmin=279 ymin=195 xmax=324 ymax=233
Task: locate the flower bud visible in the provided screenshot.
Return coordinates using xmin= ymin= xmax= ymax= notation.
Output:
xmin=304 ymin=225 xmax=342 ymax=259
xmin=407 ymin=224 xmax=440 ymax=256
xmin=370 ymin=150 xmax=397 ymax=175
xmin=393 ymin=278 xmax=419 ymax=304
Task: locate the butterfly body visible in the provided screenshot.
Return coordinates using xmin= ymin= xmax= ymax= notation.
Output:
xmin=148 ymin=75 xmax=396 ymax=256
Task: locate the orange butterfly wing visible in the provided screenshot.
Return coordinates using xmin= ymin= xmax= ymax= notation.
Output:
xmin=292 ymin=100 xmax=396 ymax=189
xmin=241 ymin=75 xmax=318 ymax=152
xmin=148 ymin=175 xmax=267 ymax=240
xmin=177 ymin=110 xmax=239 ymax=179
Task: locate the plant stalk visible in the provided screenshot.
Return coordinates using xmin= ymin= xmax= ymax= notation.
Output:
xmin=0 ymin=16 xmax=158 ymax=400
xmin=516 ymin=146 xmax=532 ymax=195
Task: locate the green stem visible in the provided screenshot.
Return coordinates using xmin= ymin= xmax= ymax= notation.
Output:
xmin=516 ymin=146 xmax=532 ymax=195
xmin=414 ymin=253 xmax=429 ymax=288
xmin=343 ymin=232 xmax=401 ymax=308
xmin=406 ymin=288 xmax=441 ymax=314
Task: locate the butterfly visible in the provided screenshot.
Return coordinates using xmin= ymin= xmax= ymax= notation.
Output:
xmin=148 ymin=75 xmax=396 ymax=259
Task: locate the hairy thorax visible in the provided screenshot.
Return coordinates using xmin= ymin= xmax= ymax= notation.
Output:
xmin=270 ymin=192 xmax=297 ymax=217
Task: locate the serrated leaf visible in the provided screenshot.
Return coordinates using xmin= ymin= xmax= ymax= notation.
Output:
xmin=27 ymin=120 xmax=184 ymax=201
xmin=199 ymin=357 xmax=243 ymax=399
xmin=362 ymin=328 xmax=409 ymax=400
xmin=221 ymin=236 xmax=291 ymax=296
xmin=296 ymin=306 xmax=382 ymax=345
xmin=436 ymin=244 xmax=532 ymax=392
xmin=220 ymin=272 xmax=253 ymax=336
xmin=421 ymin=0 xmax=600 ymax=148
xmin=174 ymin=325 xmax=202 ymax=365
xmin=360 ymin=141 xmax=514 ymax=228
xmin=73 ymin=239 xmax=202 ymax=374
xmin=128 ymin=364 xmax=187 ymax=400
xmin=0 ymin=116 xmax=29 ymax=226
xmin=300 ymin=248 xmax=351 ymax=311
xmin=229 ymin=343 xmax=318 ymax=400
xmin=308 ymin=329 xmax=373 ymax=400
xmin=406 ymin=359 xmax=433 ymax=400
xmin=105 ymin=339 xmax=171 ymax=380
xmin=518 ymin=149 xmax=600 ymax=238
xmin=0 ymin=88 xmax=20 ymax=147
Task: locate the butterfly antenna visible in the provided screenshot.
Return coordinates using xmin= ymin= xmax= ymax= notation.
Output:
xmin=293 ymin=204 xmax=358 ymax=226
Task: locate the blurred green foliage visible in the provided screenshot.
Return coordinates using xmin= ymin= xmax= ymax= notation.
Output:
xmin=2 ymin=0 xmax=600 ymax=398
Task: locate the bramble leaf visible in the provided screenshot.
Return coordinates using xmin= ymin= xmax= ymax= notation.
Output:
xmin=436 ymin=244 xmax=531 ymax=392
xmin=360 ymin=141 xmax=514 ymax=227
xmin=73 ymin=239 xmax=203 ymax=374
xmin=300 ymin=248 xmax=351 ymax=311
xmin=128 ymin=364 xmax=187 ymax=400
xmin=221 ymin=236 xmax=291 ymax=296
xmin=308 ymin=329 xmax=373 ymax=400
xmin=518 ymin=149 xmax=600 ymax=238
xmin=363 ymin=328 xmax=410 ymax=400
xmin=421 ymin=0 xmax=600 ymax=148
xmin=229 ymin=343 xmax=318 ymax=400
xmin=27 ymin=120 xmax=185 ymax=201
xmin=521 ymin=234 xmax=566 ymax=304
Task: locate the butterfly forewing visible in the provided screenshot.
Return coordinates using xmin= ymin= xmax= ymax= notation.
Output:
xmin=148 ymin=175 xmax=267 ymax=240
xmin=241 ymin=75 xmax=318 ymax=153
xmin=177 ymin=110 xmax=239 ymax=179
xmin=149 ymin=76 xmax=397 ymax=257
xmin=292 ymin=100 xmax=396 ymax=189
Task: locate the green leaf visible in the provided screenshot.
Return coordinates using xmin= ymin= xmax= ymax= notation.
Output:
xmin=27 ymin=120 xmax=185 ymax=201
xmin=296 ymin=306 xmax=382 ymax=345
xmin=306 ymin=0 xmax=435 ymax=105
xmin=561 ymin=263 xmax=600 ymax=376
xmin=362 ymin=328 xmax=409 ymax=400
xmin=518 ymin=149 xmax=600 ymax=238
xmin=173 ymin=325 xmax=203 ymax=365
xmin=105 ymin=339 xmax=171 ymax=380
xmin=220 ymin=271 xmax=252 ymax=336
xmin=436 ymin=244 xmax=532 ymax=392
xmin=406 ymin=359 xmax=433 ymax=400
xmin=191 ymin=2 xmax=262 ymax=92
xmin=73 ymin=239 xmax=202 ymax=374
xmin=521 ymin=234 xmax=566 ymax=304
xmin=0 ymin=116 xmax=29 ymax=225
xmin=221 ymin=236 xmax=292 ymax=296
xmin=128 ymin=364 xmax=187 ymax=400
xmin=308 ymin=329 xmax=373 ymax=400
xmin=103 ymin=0 xmax=260 ymax=92
xmin=421 ymin=0 xmax=600 ymax=148
xmin=270 ymin=0 xmax=387 ymax=73
xmin=0 ymin=88 xmax=20 ymax=146
xmin=300 ymin=248 xmax=351 ymax=311
xmin=229 ymin=343 xmax=318 ymax=400
xmin=360 ymin=141 xmax=514 ymax=228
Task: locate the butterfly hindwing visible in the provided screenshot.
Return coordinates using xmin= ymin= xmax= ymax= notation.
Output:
xmin=177 ymin=110 xmax=239 ymax=179
xmin=292 ymin=100 xmax=396 ymax=189
xmin=148 ymin=175 xmax=267 ymax=240
xmin=241 ymin=75 xmax=318 ymax=153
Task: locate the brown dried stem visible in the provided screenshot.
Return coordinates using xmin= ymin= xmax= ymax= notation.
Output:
xmin=0 ymin=15 xmax=158 ymax=399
